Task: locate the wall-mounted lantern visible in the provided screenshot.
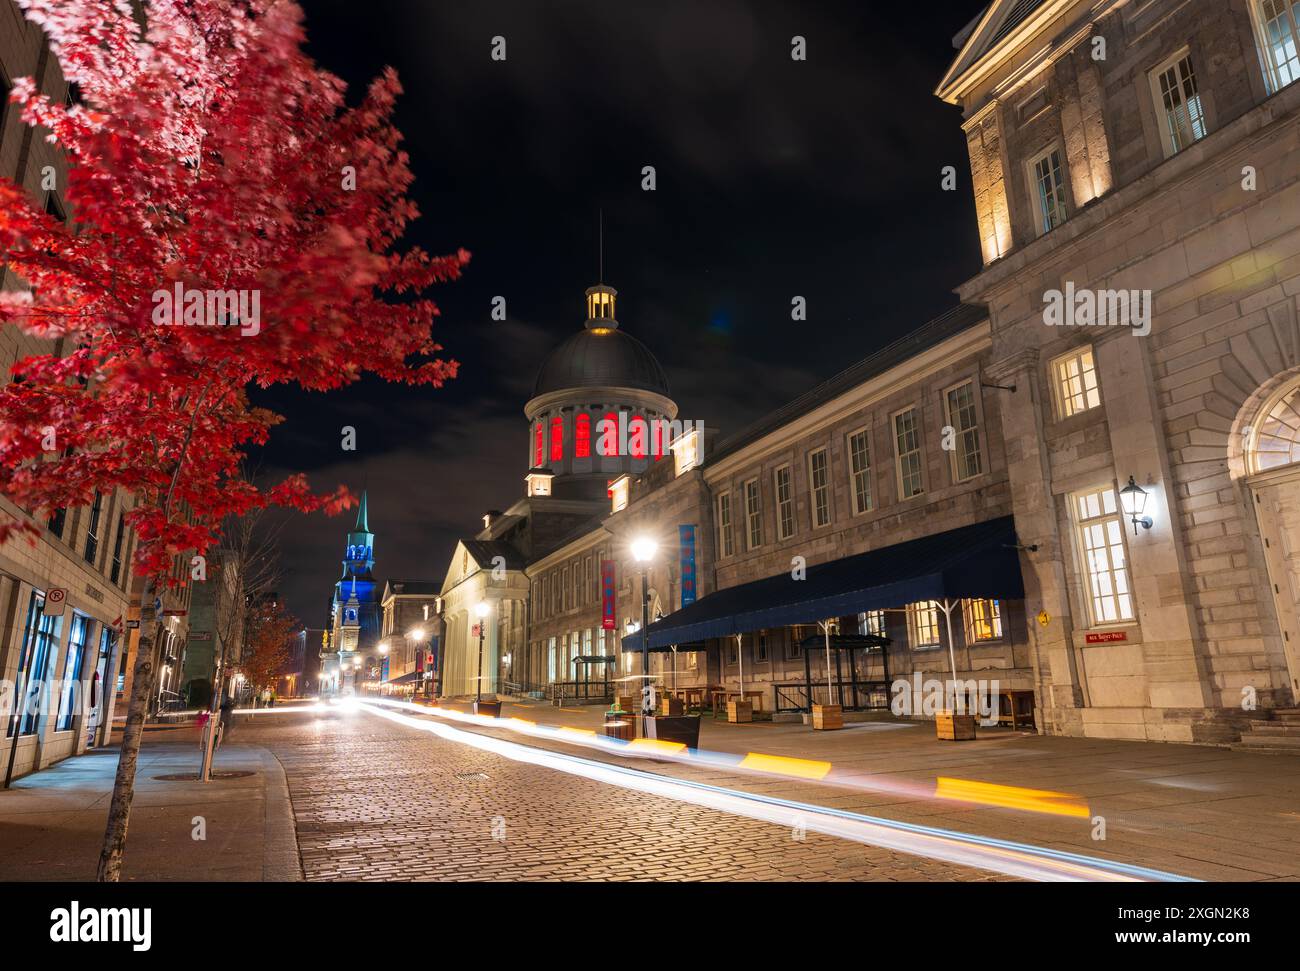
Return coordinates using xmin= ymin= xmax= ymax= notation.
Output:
xmin=1119 ymin=476 xmax=1153 ymax=535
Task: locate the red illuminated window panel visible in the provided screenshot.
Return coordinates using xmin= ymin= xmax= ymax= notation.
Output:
xmin=534 ymin=422 xmax=543 ymax=467
xmin=629 ymin=415 xmax=647 ymax=459
xmin=551 ymin=415 xmax=564 ymax=462
xmin=575 ymin=413 xmax=591 ymax=458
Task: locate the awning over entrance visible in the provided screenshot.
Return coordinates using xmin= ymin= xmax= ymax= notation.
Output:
xmin=385 ymin=671 xmax=422 ymax=686
xmin=622 ymin=516 xmax=1024 ymax=651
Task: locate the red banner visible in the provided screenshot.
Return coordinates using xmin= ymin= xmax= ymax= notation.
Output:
xmin=601 ymin=559 xmax=616 ymax=631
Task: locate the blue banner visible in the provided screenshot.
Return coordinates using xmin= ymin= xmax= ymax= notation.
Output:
xmin=679 ymin=524 xmax=697 ymax=607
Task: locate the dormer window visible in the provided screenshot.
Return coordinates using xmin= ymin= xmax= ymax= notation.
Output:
xmin=525 ymin=470 xmax=554 ymax=497
xmin=608 ymin=474 xmax=630 ymax=513
xmin=672 ymin=425 xmax=701 ymax=476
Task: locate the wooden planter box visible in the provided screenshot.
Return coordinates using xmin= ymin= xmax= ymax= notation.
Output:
xmin=812 ymin=704 xmax=843 ymax=731
xmin=659 ymin=695 xmax=685 ymax=716
xmin=617 ymin=695 xmax=636 ymax=714
xmin=727 ymin=700 xmax=753 ymax=723
xmin=472 ymin=700 xmax=502 ymax=718
xmin=935 ymin=710 xmax=977 ymax=741
xmin=603 ymin=711 xmax=635 ymax=741
xmin=645 ymin=714 xmax=701 ymax=748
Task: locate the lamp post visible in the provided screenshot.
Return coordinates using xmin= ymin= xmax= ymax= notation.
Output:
xmin=631 ymin=537 xmax=658 ymax=722
xmin=474 ymin=601 xmax=490 ymax=706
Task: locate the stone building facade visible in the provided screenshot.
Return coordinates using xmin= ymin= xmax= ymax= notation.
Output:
xmin=433 ymin=0 xmax=1300 ymax=746
xmin=0 ymin=1 xmax=144 ymax=779
xmin=938 ymin=0 xmax=1300 ymax=742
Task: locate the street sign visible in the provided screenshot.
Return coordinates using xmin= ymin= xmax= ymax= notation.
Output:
xmin=45 ymin=587 xmax=67 ymax=617
xmin=161 ymin=609 xmax=187 ymax=617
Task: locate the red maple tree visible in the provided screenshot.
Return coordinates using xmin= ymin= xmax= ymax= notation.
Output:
xmin=0 ymin=0 xmax=467 ymax=879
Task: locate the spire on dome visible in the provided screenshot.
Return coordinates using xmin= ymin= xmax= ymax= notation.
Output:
xmin=355 ymin=490 xmax=370 ymax=532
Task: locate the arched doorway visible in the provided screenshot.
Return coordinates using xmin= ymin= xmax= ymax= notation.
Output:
xmin=1247 ymin=378 xmax=1300 ymax=702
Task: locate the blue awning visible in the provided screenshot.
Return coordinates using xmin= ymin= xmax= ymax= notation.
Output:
xmin=622 ymin=516 xmax=1024 ymax=651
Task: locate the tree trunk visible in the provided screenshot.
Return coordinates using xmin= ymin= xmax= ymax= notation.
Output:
xmin=96 ymin=581 xmax=156 ymax=882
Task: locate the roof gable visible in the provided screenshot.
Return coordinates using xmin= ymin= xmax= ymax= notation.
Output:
xmin=936 ymin=0 xmax=1062 ymax=103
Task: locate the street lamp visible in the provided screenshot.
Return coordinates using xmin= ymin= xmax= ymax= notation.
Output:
xmin=1119 ymin=475 xmax=1153 ymax=535
xmin=474 ymin=601 xmax=490 ymax=708
xmin=406 ymin=627 xmax=427 ymax=702
xmin=632 ymin=537 xmax=658 ymax=722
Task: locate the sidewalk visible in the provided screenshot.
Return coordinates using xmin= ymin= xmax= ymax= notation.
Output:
xmin=436 ymin=697 xmax=1300 ymax=881
xmin=0 ymin=732 xmax=301 ymax=881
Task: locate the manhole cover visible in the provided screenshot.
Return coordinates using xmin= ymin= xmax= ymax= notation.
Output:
xmin=454 ymin=771 xmax=489 ymax=781
xmin=154 ymin=771 xmax=256 ymax=781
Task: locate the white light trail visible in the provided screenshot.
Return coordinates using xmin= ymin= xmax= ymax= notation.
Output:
xmin=355 ymin=701 xmax=1195 ymax=883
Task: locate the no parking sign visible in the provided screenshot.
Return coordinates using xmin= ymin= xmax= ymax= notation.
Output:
xmin=45 ymin=587 xmax=67 ymax=617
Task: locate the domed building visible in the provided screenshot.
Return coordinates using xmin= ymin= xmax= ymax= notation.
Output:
xmin=436 ymin=280 xmax=680 ymax=698
xmin=524 ymin=283 xmax=678 ymax=502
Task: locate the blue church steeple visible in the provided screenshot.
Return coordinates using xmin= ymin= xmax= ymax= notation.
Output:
xmin=341 ymin=490 xmax=375 ymax=581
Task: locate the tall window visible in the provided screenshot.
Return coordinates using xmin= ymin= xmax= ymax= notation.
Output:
xmin=628 ymin=415 xmax=648 ymax=459
xmin=550 ymin=415 xmax=564 ymax=462
xmin=755 ymin=633 xmax=769 ymax=663
xmin=534 ymin=422 xmax=544 ymax=467
xmin=547 ymin=636 xmax=557 ymax=683
xmin=774 ymin=465 xmax=794 ymax=540
xmin=582 ymin=628 xmax=592 ymax=658
xmin=809 ymin=448 xmax=831 ymax=527
xmin=962 ymin=599 xmax=1003 ymax=643
xmin=10 ymin=593 xmax=63 ymax=736
xmin=858 ymin=610 xmax=887 ymax=636
xmin=575 ymin=413 xmax=591 ymax=458
xmin=48 ymin=507 xmax=66 ymax=538
xmin=945 ymin=382 xmax=983 ymax=482
xmin=597 ymin=628 xmax=606 ymax=656
xmin=1150 ymin=51 xmax=1206 ymax=157
xmin=744 ymin=478 xmax=762 ymax=550
xmin=1052 ymin=347 xmax=1102 ymax=418
xmin=1029 ymin=146 xmax=1068 ymax=235
xmin=848 ymin=429 xmax=872 ymax=514
xmin=717 ymin=492 xmax=734 ymax=557
xmin=1255 ymin=0 xmax=1300 ymax=90
xmin=1074 ymin=486 xmax=1135 ymax=625
xmin=109 ymin=512 xmax=126 ymax=585
xmin=893 ymin=409 xmax=924 ymax=498
xmin=84 ymin=491 xmax=104 ymax=564
xmin=906 ymin=601 xmax=941 ymax=650
xmin=58 ymin=615 xmax=90 ymax=731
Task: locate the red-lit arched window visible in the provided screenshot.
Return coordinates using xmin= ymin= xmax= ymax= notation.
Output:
xmin=575 ymin=413 xmax=591 ymax=458
xmin=597 ymin=413 xmax=618 ymax=458
xmin=534 ymin=422 xmax=544 ymax=467
xmin=629 ymin=414 xmax=648 ymax=459
xmin=550 ymin=415 xmax=564 ymax=462
xmin=651 ymin=414 xmax=665 ymax=461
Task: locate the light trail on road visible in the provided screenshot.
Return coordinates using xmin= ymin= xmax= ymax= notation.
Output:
xmin=353 ymin=700 xmax=1196 ymax=883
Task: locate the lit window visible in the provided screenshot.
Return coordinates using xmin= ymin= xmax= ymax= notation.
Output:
xmin=744 ymin=478 xmax=762 ymax=550
xmin=547 ymin=637 xmax=557 ymax=683
xmin=1052 ymin=347 xmax=1102 ymax=418
xmin=809 ymin=448 xmax=831 ymax=527
xmin=774 ymin=465 xmax=794 ymax=540
xmin=550 ymin=415 xmax=564 ymax=462
xmin=906 ymin=601 xmax=941 ymax=649
xmin=1073 ymin=486 xmax=1136 ymax=625
xmin=575 ymin=413 xmax=591 ymax=458
xmin=893 ymin=409 xmax=924 ymax=498
xmin=945 ymin=382 xmax=983 ymax=482
xmin=1254 ymin=0 xmax=1300 ymax=91
xmin=651 ymin=416 xmax=665 ymax=461
xmin=1028 ymin=146 xmax=1068 ymax=235
xmin=628 ymin=415 xmax=648 ymax=459
xmin=1150 ymin=51 xmax=1206 ymax=157
xmin=534 ymin=422 xmax=544 ymax=467
xmin=848 ymin=429 xmax=872 ymax=514
xmin=962 ymin=599 xmax=1003 ymax=643
xmin=717 ymin=492 xmax=734 ymax=558
xmin=84 ymin=491 xmax=103 ymax=564
xmin=858 ymin=610 xmax=886 ymax=636
xmin=672 ymin=426 xmax=701 ymax=476
xmin=609 ymin=474 xmax=630 ymax=513
xmin=58 ymin=614 xmax=90 ymax=730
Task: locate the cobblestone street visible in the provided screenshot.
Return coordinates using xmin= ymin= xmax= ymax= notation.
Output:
xmin=242 ymin=707 xmax=1012 ymax=882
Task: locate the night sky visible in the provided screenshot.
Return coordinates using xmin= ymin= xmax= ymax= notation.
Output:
xmin=251 ymin=0 xmax=990 ymax=628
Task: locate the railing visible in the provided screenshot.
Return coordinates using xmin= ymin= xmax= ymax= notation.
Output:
xmin=546 ymin=679 xmax=613 ymax=704
xmin=773 ymin=680 xmax=891 ymax=714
